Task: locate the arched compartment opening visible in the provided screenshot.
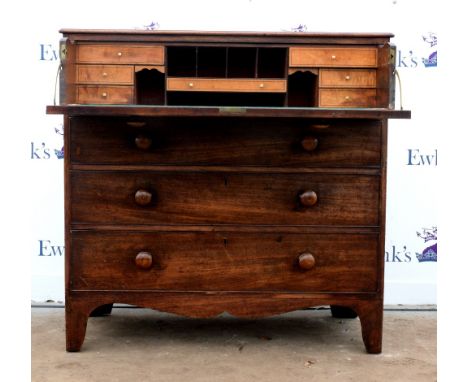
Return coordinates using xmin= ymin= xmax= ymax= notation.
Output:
xmin=135 ymin=68 xmax=165 ymax=105
xmin=287 ymin=70 xmax=318 ymax=107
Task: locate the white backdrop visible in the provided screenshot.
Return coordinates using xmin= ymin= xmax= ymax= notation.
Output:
xmin=7 ymin=0 xmax=438 ymax=305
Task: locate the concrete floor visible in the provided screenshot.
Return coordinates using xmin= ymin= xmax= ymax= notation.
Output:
xmin=32 ymin=307 xmax=436 ymax=382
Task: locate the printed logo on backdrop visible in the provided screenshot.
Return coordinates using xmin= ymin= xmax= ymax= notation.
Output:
xmin=386 ymin=226 xmax=437 ymax=263
xmin=40 ymin=43 xmax=59 ymax=61
xmin=416 ymin=227 xmax=437 ymax=262
xmin=397 ymin=32 xmax=437 ymax=69
xmin=407 ymin=149 xmax=437 ymax=166
xmin=30 ymin=124 xmax=64 ymax=160
xmin=38 ymin=239 xmax=65 ymax=257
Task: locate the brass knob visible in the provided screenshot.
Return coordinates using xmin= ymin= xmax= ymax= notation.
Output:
xmin=301 ymin=136 xmax=318 ymax=152
xmin=259 ymin=83 xmax=265 ymax=88
xmin=101 ymin=92 xmax=108 ymax=98
xmin=298 ymin=252 xmax=316 ymax=270
xmin=345 ymin=75 xmax=350 ymax=80
xmin=345 ymin=95 xmax=350 ymax=101
xmin=102 ymin=72 xmax=108 ymax=77
xmin=331 ymin=55 xmax=336 ymax=60
xmin=188 ymin=82 xmax=194 ymax=88
xmin=135 ymin=189 xmax=152 ymax=206
xmin=135 ymin=134 xmax=152 ymax=150
xmin=135 ymin=251 xmax=152 ymax=269
xmin=117 ymin=52 xmax=123 ymax=57
xmin=299 ymin=190 xmax=318 ymax=207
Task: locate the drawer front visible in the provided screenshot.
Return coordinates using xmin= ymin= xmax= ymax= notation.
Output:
xmin=319 ymin=89 xmax=376 ymax=107
xmin=76 ymin=65 xmax=134 ymax=84
xmin=76 ymin=85 xmax=133 ymax=104
xmin=290 ymin=47 xmax=377 ymax=68
xmin=76 ymin=44 xmax=165 ymax=64
xmin=319 ymin=69 xmax=376 ymax=88
xmin=71 ymin=231 xmax=378 ymax=292
xmin=70 ymin=117 xmax=381 ymax=167
xmin=167 ymin=78 xmax=287 ymax=93
xmin=71 ymin=171 xmax=380 ymax=226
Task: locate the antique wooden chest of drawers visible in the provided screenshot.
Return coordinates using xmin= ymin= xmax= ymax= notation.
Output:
xmin=47 ymin=29 xmax=410 ymax=353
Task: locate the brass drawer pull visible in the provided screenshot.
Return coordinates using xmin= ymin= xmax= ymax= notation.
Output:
xmin=298 ymin=190 xmax=318 ymax=207
xmin=298 ymin=252 xmax=316 ymax=270
xmin=135 ymin=189 xmax=153 ymax=206
xmin=101 ymin=92 xmax=108 ymax=98
xmin=135 ymin=251 xmax=153 ymax=269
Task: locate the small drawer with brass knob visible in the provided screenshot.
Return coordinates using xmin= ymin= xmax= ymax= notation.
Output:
xmin=289 ymin=47 xmax=378 ymax=67
xmin=319 ymin=69 xmax=376 ymax=88
xmin=76 ymin=65 xmax=134 ymax=84
xmin=318 ymin=88 xmax=376 ymax=107
xmin=76 ymin=44 xmax=164 ymax=64
xmin=166 ymin=78 xmax=287 ymax=93
xmin=76 ymin=85 xmax=134 ymax=104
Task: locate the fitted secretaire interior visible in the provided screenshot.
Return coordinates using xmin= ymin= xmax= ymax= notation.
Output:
xmin=164 ymin=46 xmax=288 ymax=106
xmin=65 ymin=30 xmax=393 ymax=108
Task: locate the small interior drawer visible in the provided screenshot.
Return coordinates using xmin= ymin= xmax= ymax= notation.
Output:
xmin=76 ymin=85 xmax=133 ymax=104
xmin=76 ymin=65 xmax=134 ymax=84
xmin=166 ymin=78 xmax=287 ymax=93
xmin=319 ymin=69 xmax=376 ymax=88
xmin=290 ymin=47 xmax=377 ymax=68
xmin=76 ymin=44 xmax=164 ymax=64
xmin=319 ymin=89 xmax=376 ymax=107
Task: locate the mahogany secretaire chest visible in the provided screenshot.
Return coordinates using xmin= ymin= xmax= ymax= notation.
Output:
xmin=47 ymin=29 xmax=410 ymax=353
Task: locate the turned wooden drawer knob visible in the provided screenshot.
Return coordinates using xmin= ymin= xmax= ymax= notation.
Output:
xmin=301 ymin=136 xmax=318 ymax=152
xmin=298 ymin=252 xmax=316 ymax=270
xmin=135 ymin=189 xmax=152 ymax=206
xmin=299 ymin=190 xmax=318 ymax=207
xmin=135 ymin=251 xmax=152 ymax=269
xmin=135 ymin=134 xmax=152 ymax=150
